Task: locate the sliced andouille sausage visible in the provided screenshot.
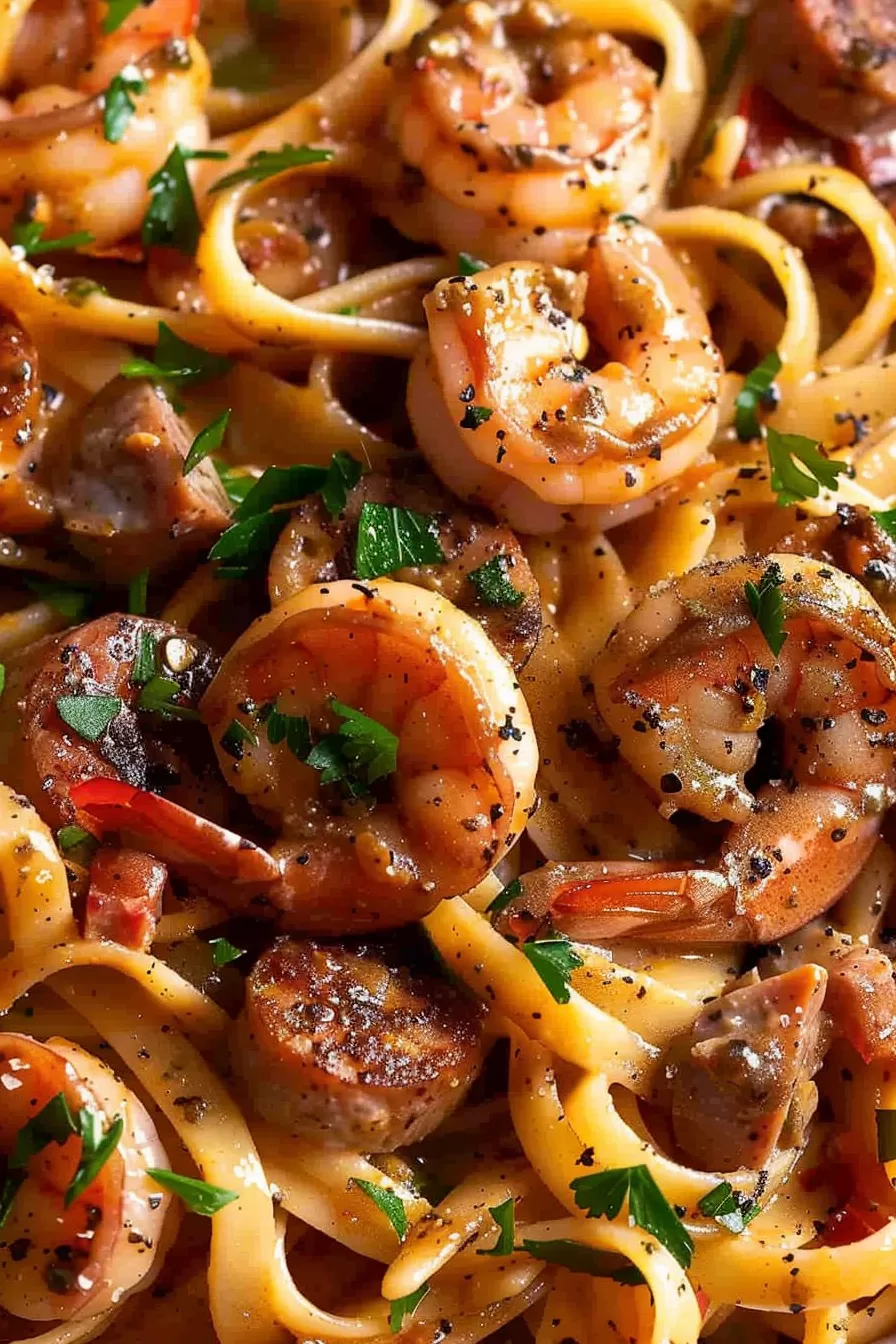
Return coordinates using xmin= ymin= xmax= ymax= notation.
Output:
xmin=233 ymin=935 xmax=486 ymax=1151
xmin=750 ymin=0 xmax=896 ymax=139
xmin=45 ymin=377 xmax=229 ymax=581
xmin=83 ymin=846 xmax=167 ymax=950
xmin=0 ymin=612 xmax=221 ymax=831
xmin=659 ymin=965 xmax=828 ymax=1171
xmin=268 ymin=463 xmax=541 ymax=671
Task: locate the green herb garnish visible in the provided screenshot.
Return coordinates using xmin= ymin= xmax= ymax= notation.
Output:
xmin=388 ymin=1284 xmax=430 ymax=1334
xmin=305 ymin=698 xmax=398 ymax=795
xmin=147 ymin=1168 xmax=239 ymax=1215
xmin=103 ymin=65 xmax=147 ymax=142
xmin=102 ymin=0 xmax=141 ymax=33
xmin=142 ymin=145 xmax=229 ymax=254
xmin=354 ymin=502 xmax=445 ymax=579
xmin=183 ymin=409 xmax=232 ymax=475
xmin=351 ymin=1180 xmax=408 ymax=1243
xmin=744 ymin=560 xmax=787 ymax=658
xmin=263 ymin=702 xmax=312 ymax=760
xmin=519 ymin=1238 xmax=646 ymax=1283
xmin=734 ymin=351 xmax=781 ymax=442
xmin=459 ymin=405 xmax=493 ymax=430
xmin=457 ymin=252 xmax=488 ymax=275
xmin=25 ymin=577 xmax=94 ymax=623
xmin=522 ymin=935 xmax=583 ymax=1004
xmin=65 ymin=1111 xmax=124 ymax=1206
xmin=122 ymin=322 xmax=234 ymax=387
xmin=767 ymin=427 xmax=848 ymax=506
xmin=208 ymin=937 xmax=245 ymax=967
xmin=698 ymin=1180 xmax=761 ymax=1233
xmin=467 ymin=554 xmax=524 ymax=608
xmin=56 ymin=693 xmax=122 ymax=742
xmin=12 ymin=219 xmax=94 ymax=256
xmin=476 ymin=1197 xmax=515 ymax=1256
xmin=570 ymin=1165 xmax=694 ymax=1270
xmin=486 ymin=876 xmax=522 ymax=917
xmin=209 ymin=144 xmax=334 ymax=193
xmin=137 ymin=675 xmax=200 ymax=720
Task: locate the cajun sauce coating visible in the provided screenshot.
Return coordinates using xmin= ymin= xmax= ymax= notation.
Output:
xmin=233 ymin=935 xmax=485 ymax=1151
xmin=0 ymin=305 xmax=55 ymax=533
xmin=0 ymin=612 xmax=221 ymax=831
xmin=268 ymin=463 xmax=541 ymax=670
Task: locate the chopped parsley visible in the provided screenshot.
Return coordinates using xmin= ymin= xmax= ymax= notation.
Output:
xmin=102 ymin=0 xmax=141 ymax=32
xmin=3 ymin=1093 xmax=123 ymax=1219
xmin=57 ymin=824 xmax=98 ymax=858
xmin=220 ymin=718 xmax=259 ymax=758
xmin=388 ymin=1283 xmax=430 ymax=1334
xmin=183 ymin=409 xmax=232 ymax=475
xmin=354 ymin=502 xmax=445 ymax=579
xmin=127 ymin=569 xmax=149 ymax=616
xmin=744 ymin=560 xmax=787 ymax=657
xmin=698 ymin=1180 xmax=761 ymax=1233
xmin=457 ymin=251 xmax=489 ymax=275
xmin=467 ymin=554 xmax=524 ymax=608
xmin=734 ymin=351 xmax=781 ymax=442
xmin=570 ymin=1165 xmax=693 ymax=1271
xmin=56 ymin=693 xmax=122 ymax=742
xmin=11 ymin=219 xmax=94 ymax=257
xmin=521 ymin=934 xmax=583 ymax=1004
xmin=351 ymin=1179 xmax=408 ymax=1243
xmin=519 ymin=1238 xmax=645 ymax=1283
xmin=767 ymin=427 xmax=848 ymax=506
xmin=58 ymin=277 xmax=108 ymax=307
xmin=132 ymin=630 xmax=157 ymax=686
xmin=872 ymin=508 xmax=896 ymax=541
xmin=142 ymin=145 xmax=229 ymax=254
xmin=137 ymin=675 xmax=200 ymax=720
xmin=487 ymin=875 xmax=522 ymax=917
xmin=476 ymin=1197 xmax=515 ymax=1256
xmin=208 ymin=937 xmax=245 ymax=967
xmin=305 ymin=698 xmax=398 ymax=795
xmin=147 ymin=1169 xmax=239 ymax=1215
xmin=459 ymin=404 xmax=493 ymax=430
xmin=25 ymin=577 xmax=94 ymax=623
xmin=262 ymin=701 xmax=311 ymax=760
xmin=121 ymin=322 xmax=234 ymax=386
xmin=209 ymin=144 xmax=334 ymax=193
xmin=103 ymin=65 xmax=147 ymax=143
xmin=320 ymin=450 xmax=363 ymax=518
xmin=66 ymin=1111 xmax=124 ymax=1206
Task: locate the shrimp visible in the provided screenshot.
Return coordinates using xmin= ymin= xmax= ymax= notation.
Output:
xmin=0 ymin=0 xmax=208 ymax=247
xmin=201 ymin=579 xmax=538 ymax=933
xmin=267 ymin=461 xmax=542 ymax=669
xmin=0 ymin=305 xmax=56 ymax=534
xmin=382 ymin=0 xmax=658 ymax=266
xmin=407 ymin=223 xmax=722 ymax=532
xmin=0 ymin=1032 xmax=170 ymax=1321
xmin=496 ymin=556 xmax=896 ymax=943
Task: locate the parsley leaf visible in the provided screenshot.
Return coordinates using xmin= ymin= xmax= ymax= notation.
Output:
xmin=877 ymin=1109 xmax=896 ymax=1163
xmin=388 ymin=1283 xmax=429 ymax=1334
xmin=320 ymin=450 xmax=363 ymax=518
xmin=355 ymin=502 xmax=445 ymax=579
xmin=58 ymin=277 xmax=108 ymax=307
xmin=147 ymin=1169 xmax=239 ymax=1215
xmin=183 ymin=409 xmax=231 ymax=475
xmin=11 ymin=219 xmax=94 ymax=256
xmin=137 ymin=675 xmax=200 ymax=720
xmin=128 ymin=569 xmax=149 ymax=616
xmin=351 ymin=1179 xmax=408 ymax=1243
xmin=142 ymin=145 xmax=229 ymax=254
xmin=208 ymin=937 xmax=244 ymax=967
xmin=232 ymin=463 xmax=328 ymax=521
xmin=521 ymin=935 xmax=583 ymax=1004
xmin=102 ymin=0 xmax=141 ymax=32
xmin=457 ymin=252 xmax=488 ymax=275
xmin=698 ymin=1180 xmax=761 ymax=1233
xmin=571 ymin=1165 xmax=694 ymax=1270
xmin=767 ymin=427 xmax=848 ymax=506
xmin=476 ymin=1197 xmax=515 ymax=1256
xmin=220 ymin=718 xmax=259 ymax=758
xmin=468 ymin=554 xmax=524 ymax=608
xmin=305 ymin=698 xmax=398 ymax=794
xmin=132 ymin=630 xmax=157 ymax=686
xmin=122 ymin=322 xmax=233 ymax=387
xmin=872 ymin=509 xmax=896 ymax=541
xmin=56 ymin=693 xmax=122 ymax=742
xmin=460 ymin=405 xmax=493 ymax=430
xmin=734 ymin=351 xmax=781 ymax=442
xmin=519 ymin=1238 xmax=646 ymax=1283
xmin=103 ymin=64 xmax=147 ymax=142
xmin=65 ymin=1111 xmax=124 ymax=1206
xmin=262 ymin=701 xmax=311 ymax=759
xmin=57 ymin=824 xmax=98 ymax=857
xmin=11 ymin=1092 xmax=77 ymax=1167
xmin=744 ymin=560 xmax=787 ymax=658
xmin=487 ymin=876 xmax=522 ymax=917
xmin=25 ymin=577 xmax=94 ymax=623
xmin=210 ymin=144 xmax=334 ymax=193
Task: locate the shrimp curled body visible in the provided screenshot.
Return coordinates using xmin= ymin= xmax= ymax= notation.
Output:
xmin=408 ymin=227 xmax=721 ymax=532
xmin=503 ymin=557 xmax=896 ymax=943
xmin=0 ymin=1032 xmax=170 ymax=1322
xmin=383 ymin=0 xmax=658 ymax=265
xmin=201 ymin=579 xmax=538 ymax=932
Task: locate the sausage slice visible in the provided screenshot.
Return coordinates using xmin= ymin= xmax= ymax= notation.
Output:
xmin=233 ymin=936 xmax=485 ymax=1151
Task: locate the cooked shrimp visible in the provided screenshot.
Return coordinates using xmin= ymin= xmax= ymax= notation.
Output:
xmin=0 ymin=612 xmax=222 ymax=830
xmin=0 ymin=305 xmax=55 ymax=533
xmin=408 ymin=225 xmax=721 ymax=533
xmin=201 ymin=579 xmax=538 ymax=932
xmin=0 ymin=1032 xmax=170 ymax=1321
xmin=268 ymin=461 xmax=542 ymax=669
xmin=0 ymin=0 xmax=208 ymax=247
xmin=382 ymin=0 xmax=658 ymax=265
xmin=498 ymin=556 xmax=896 ymax=942
xmin=233 ymin=934 xmax=485 ymax=1150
